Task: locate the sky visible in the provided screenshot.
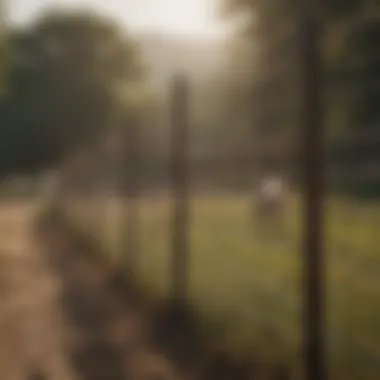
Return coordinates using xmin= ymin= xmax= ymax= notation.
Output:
xmin=8 ymin=0 xmax=227 ymax=37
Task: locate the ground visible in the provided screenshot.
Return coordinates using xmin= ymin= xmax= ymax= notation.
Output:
xmin=92 ymin=195 xmax=380 ymax=380
xmin=0 ymin=199 xmax=78 ymax=380
xmin=1 ymin=196 xmax=380 ymax=380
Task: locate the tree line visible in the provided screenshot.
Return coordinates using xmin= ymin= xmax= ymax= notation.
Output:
xmin=0 ymin=9 xmax=148 ymax=179
xmin=2 ymin=1 xmax=380 ymax=197
xmin=223 ymin=0 xmax=380 ymax=197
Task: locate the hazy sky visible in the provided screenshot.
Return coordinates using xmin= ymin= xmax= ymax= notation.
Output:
xmin=9 ymin=0 xmax=226 ymax=36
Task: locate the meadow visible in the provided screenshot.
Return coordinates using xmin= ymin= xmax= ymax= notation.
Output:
xmin=62 ymin=194 xmax=380 ymax=379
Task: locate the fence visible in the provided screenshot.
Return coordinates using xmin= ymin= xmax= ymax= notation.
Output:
xmin=55 ymin=2 xmax=380 ymax=380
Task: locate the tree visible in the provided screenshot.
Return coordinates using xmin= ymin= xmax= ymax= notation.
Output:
xmin=222 ymin=0 xmax=302 ymax=179
xmin=223 ymin=0 xmax=380 ymax=194
xmin=328 ymin=11 xmax=380 ymax=197
xmin=0 ymin=9 xmax=145 ymax=176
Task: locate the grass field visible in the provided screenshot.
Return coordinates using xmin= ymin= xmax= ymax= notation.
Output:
xmin=65 ymin=194 xmax=380 ymax=379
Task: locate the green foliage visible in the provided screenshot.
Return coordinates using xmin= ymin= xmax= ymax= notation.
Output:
xmin=335 ymin=20 xmax=380 ymax=125
xmin=0 ymin=10 xmax=145 ymax=176
xmin=328 ymin=13 xmax=380 ymax=198
xmin=0 ymin=36 xmax=7 ymax=98
xmin=0 ymin=0 xmax=6 ymax=97
xmin=225 ymin=0 xmax=380 ymax=196
xmin=325 ymin=0 xmax=362 ymax=20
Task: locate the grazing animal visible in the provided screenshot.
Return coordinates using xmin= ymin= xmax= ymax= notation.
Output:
xmin=253 ymin=176 xmax=286 ymax=238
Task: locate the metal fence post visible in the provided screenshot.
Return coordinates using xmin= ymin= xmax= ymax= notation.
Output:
xmin=170 ymin=73 xmax=190 ymax=300
xmin=300 ymin=1 xmax=326 ymax=380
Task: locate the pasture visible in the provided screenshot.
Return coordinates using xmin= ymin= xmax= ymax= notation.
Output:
xmin=97 ymin=195 xmax=380 ymax=380
xmin=3 ymin=195 xmax=380 ymax=379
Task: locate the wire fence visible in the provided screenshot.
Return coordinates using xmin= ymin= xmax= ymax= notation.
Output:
xmin=47 ymin=3 xmax=380 ymax=380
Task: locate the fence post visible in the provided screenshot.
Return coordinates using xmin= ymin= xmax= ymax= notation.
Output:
xmin=300 ymin=1 xmax=326 ymax=380
xmin=170 ymin=73 xmax=190 ymax=300
xmin=121 ymin=115 xmax=140 ymax=271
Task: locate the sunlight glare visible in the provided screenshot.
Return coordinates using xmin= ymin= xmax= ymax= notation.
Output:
xmin=9 ymin=0 xmax=226 ymax=37
xmin=139 ymin=0 xmax=224 ymax=36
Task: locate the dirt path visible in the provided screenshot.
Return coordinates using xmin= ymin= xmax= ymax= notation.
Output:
xmin=0 ymin=201 xmax=37 ymax=253
xmin=0 ymin=201 xmax=195 ymax=380
xmin=0 ymin=201 xmax=79 ymax=380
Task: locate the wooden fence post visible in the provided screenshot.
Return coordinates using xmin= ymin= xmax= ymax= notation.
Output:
xmin=121 ymin=115 xmax=140 ymax=271
xmin=300 ymin=1 xmax=327 ymax=380
xmin=170 ymin=73 xmax=190 ymax=300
